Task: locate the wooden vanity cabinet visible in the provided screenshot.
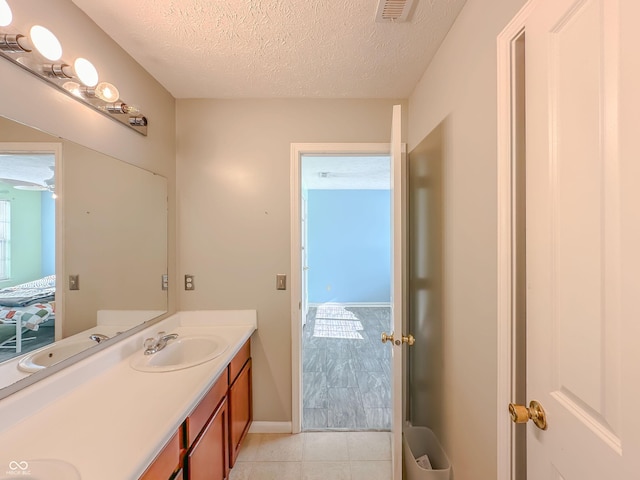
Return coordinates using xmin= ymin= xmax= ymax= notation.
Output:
xmin=140 ymin=339 xmax=252 ymax=480
xmin=140 ymin=431 xmax=181 ymax=479
xmin=185 ymin=397 xmax=228 ymax=480
xmin=184 ymin=369 xmax=229 ymax=480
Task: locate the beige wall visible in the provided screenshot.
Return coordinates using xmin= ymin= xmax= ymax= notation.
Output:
xmin=176 ymin=98 xmax=406 ymax=422
xmin=0 ymin=0 xmax=177 ymax=313
xmin=407 ymin=0 xmax=526 ymax=479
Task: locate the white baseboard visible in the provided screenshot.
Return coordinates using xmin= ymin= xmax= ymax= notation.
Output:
xmin=248 ymin=421 xmax=293 ymax=434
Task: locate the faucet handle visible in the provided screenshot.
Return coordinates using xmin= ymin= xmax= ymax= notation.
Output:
xmin=143 ymin=337 xmax=157 ymax=349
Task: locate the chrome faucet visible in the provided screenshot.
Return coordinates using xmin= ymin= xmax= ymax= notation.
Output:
xmin=89 ymin=333 xmax=110 ymax=344
xmin=143 ymin=331 xmax=178 ymax=355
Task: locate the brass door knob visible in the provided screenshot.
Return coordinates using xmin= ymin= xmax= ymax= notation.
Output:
xmin=381 ymin=332 xmax=394 ymax=344
xmin=508 ymin=400 xmax=547 ymax=430
xmin=402 ymin=334 xmax=415 ymax=346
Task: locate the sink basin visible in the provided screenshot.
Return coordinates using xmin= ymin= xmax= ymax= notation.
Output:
xmin=17 ymin=338 xmax=99 ymax=373
xmin=0 ymin=459 xmax=80 ymax=479
xmin=130 ymin=335 xmax=228 ymax=372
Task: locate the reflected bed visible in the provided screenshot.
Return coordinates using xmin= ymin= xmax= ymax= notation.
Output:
xmin=0 ymin=275 xmax=55 ymax=353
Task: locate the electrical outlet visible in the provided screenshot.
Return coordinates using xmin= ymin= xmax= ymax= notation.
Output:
xmin=185 ymin=274 xmax=195 ymax=290
xmin=161 ymin=274 xmax=168 ymax=291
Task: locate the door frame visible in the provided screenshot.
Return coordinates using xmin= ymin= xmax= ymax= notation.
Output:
xmin=289 ymin=142 xmax=392 ymax=434
xmin=496 ymin=1 xmax=536 ymax=479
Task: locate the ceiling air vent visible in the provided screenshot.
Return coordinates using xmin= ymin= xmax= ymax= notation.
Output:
xmin=375 ymin=0 xmax=416 ymax=22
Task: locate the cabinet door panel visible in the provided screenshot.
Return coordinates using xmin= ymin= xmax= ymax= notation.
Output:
xmin=229 ymin=359 xmax=252 ymax=467
xmin=187 ymin=398 xmax=228 ymax=480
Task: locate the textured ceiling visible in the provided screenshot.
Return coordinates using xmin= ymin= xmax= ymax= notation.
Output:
xmin=0 ymin=154 xmax=55 ymax=189
xmin=71 ymin=0 xmax=467 ymax=99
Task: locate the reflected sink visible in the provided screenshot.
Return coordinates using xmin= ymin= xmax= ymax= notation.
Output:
xmin=17 ymin=338 xmax=99 ymax=373
xmin=130 ymin=335 xmax=228 ymax=372
xmin=0 ymin=459 xmax=80 ymax=479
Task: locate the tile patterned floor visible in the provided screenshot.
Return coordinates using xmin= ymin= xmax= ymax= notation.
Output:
xmin=230 ymin=431 xmax=392 ymax=480
xmin=302 ymin=305 xmax=392 ymax=430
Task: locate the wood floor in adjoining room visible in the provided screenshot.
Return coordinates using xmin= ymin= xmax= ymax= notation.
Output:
xmin=230 ymin=431 xmax=391 ymax=480
xmin=302 ymin=305 xmax=392 ymax=431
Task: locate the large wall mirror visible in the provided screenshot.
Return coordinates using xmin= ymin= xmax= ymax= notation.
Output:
xmin=0 ymin=115 xmax=168 ymax=393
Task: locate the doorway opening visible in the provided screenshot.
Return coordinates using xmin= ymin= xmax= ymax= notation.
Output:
xmin=0 ymin=147 xmax=58 ymax=364
xmin=297 ymin=151 xmax=393 ymax=431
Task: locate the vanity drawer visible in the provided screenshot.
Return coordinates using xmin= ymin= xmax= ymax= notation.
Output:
xmin=140 ymin=430 xmax=180 ymax=479
xmin=185 ymin=371 xmax=228 ymax=447
xmin=228 ymin=340 xmax=250 ymax=383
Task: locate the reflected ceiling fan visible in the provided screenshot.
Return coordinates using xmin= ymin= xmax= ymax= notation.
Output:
xmin=0 ymin=166 xmax=55 ymax=193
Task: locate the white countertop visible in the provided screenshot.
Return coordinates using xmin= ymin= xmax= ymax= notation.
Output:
xmin=0 ymin=310 xmax=257 ymax=479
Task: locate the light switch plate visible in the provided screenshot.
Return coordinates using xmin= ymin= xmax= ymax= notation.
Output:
xmin=69 ymin=275 xmax=79 ymax=290
xmin=276 ymin=274 xmax=286 ymax=290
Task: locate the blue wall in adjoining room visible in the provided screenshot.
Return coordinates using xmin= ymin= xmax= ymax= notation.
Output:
xmin=307 ymin=189 xmax=390 ymax=303
xmin=41 ymin=191 xmax=55 ymax=276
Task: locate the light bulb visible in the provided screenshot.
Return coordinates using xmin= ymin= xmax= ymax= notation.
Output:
xmin=123 ymin=104 xmax=140 ymax=114
xmin=62 ymin=81 xmax=82 ymax=97
xmin=74 ymin=57 xmax=98 ymax=87
xmin=0 ymin=0 xmax=12 ymax=27
xmin=95 ymin=82 xmax=119 ymax=102
xmin=30 ymin=25 xmax=62 ymax=61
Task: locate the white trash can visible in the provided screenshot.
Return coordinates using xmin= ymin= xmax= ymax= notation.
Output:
xmin=403 ymin=426 xmax=451 ymax=480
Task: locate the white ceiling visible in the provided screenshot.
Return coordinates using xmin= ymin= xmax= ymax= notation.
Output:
xmin=71 ymin=0 xmax=467 ymax=99
xmin=302 ymin=156 xmax=390 ymax=190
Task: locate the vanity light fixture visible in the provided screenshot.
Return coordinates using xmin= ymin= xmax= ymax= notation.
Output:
xmin=129 ymin=115 xmax=147 ymax=127
xmin=73 ymin=57 xmax=97 ymax=86
xmin=62 ymin=80 xmax=81 ymax=97
xmin=30 ymin=25 xmax=61 ymax=61
xmin=105 ymin=101 xmax=139 ymax=114
xmin=95 ymin=81 xmax=119 ymax=102
xmin=0 ymin=33 xmax=28 ymax=53
xmin=43 ymin=63 xmax=74 ymax=79
xmin=0 ymin=0 xmax=12 ymax=27
xmin=0 ymin=3 xmax=148 ymax=135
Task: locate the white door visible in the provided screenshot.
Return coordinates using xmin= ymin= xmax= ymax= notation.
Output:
xmin=524 ymin=0 xmax=640 ymax=477
xmin=387 ymin=104 xmax=405 ymax=480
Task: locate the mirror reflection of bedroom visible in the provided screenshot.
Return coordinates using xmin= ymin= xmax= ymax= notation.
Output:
xmin=0 ymin=151 xmax=56 ymax=363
